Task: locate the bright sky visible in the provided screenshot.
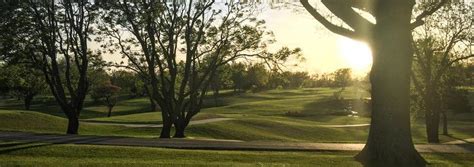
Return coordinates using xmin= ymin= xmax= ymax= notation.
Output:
xmin=259 ymin=5 xmax=372 ymax=77
xmin=98 ymin=1 xmax=374 ymax=77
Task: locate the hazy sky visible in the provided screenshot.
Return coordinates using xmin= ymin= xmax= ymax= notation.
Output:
xmin=258 ymin=4 xmax=373 ymax=77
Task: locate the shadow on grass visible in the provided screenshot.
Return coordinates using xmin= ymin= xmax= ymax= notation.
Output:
xmin=0 ymin=133 xmax=130 ymax=154
xmin=297 ymin=98 xmax=371 ymax=116
xmin=0 ymin=140 xmax=57 ymax=155
xmin=445 ymin=134 xmax=474 ymax=144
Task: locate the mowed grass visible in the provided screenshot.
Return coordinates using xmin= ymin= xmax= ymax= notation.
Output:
xmin=0 ymin=96 xmax=155 ymax=119
xmin=1 ymin=108 xmax=473 ymax=144
xmin=0 ymin=140 xmax=473 ymax=166
xmin=0 ymin=87 xmax=473 ymax=143
xmin=0 ymin=110 xmax=158 ymax=138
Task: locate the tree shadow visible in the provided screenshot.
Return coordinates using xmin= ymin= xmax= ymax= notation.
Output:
xmin=0 ymin=142 xmax=54 ymax=154
xmin=0 ymin=132 xmax=127 ymax=154
xmin=445 ymin=134 xmax=474 ymax=144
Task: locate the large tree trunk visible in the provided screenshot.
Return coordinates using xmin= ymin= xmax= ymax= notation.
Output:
xmin=160 ymin=110 xmax=172 ymax=138
xmin=355 ymin=1 xmax=426 ymax=166
xmin=66 ymin=115 xmax=79 ymax=134
xmin=173 ymin=118 xmax=186 ymax=138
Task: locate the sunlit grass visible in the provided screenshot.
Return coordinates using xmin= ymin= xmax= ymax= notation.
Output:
xmin=0 ymin=141 xmax=472 ymax=166
xmin=0 ymin=87 xmax=473 ymax=144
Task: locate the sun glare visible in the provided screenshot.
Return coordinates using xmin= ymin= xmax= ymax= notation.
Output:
xmin=337 ymin=37 xmax=373 ymax=74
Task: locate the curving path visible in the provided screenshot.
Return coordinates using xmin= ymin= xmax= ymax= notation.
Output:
xmin=444 ymin=138 xmax=474 ymax=145
xmin=82 ymin=118 xmax=370 ymax=128
xmin=81 ymin=118 xmax=234 ymax=128
xmin=0 ymin=131 xmax=473 ymax=153
xmin=317 ymin=124 xmax=370 ymax=128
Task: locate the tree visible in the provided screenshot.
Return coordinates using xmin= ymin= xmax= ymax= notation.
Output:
xmin=89 ymin=68 xmax=111 ymax=102
xmin=332 ymin=68 xmax=352 ymax=90
xmin=110 ymin=70 xmax=146 ymax=98
xmin=20 ymin=0 xmax=97 ymax=134
xmin=99 ymin=1 xmax=301 ymax=138
xmin=268 ymin=69 xmax=288 ymax=89
xmin=246 ymin=63 xmax=270 ymax=92
xmin=411 ymin=2 xmax=473 ymax=143
xmin=230 ymin=63 xmax=248 ymax=92
xmin=0 ymin=64 xmax=46 ymax=110
xmin=209 ymin=64 xmax=233 ymax=106
xmin=287 ymin=71 xmax=310 ymax=89
xmin=91 ymin=82 xmax=121 ymax=117
xmin=300 ymin=0 xmax=447 ymax=165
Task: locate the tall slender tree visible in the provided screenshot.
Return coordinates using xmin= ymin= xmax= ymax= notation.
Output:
xmin=300 ymin=0 xmax=446 ymax=166
xmin=411 ymin=2 xmax=473 ymax=143
xmin=22 ymin=0 xmax=97 ymax=134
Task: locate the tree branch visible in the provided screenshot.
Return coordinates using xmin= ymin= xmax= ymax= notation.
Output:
xmin=411 ymin=0 xmax=447 ymax=29
xmin=300 ymin=0 xmax=364 ymax=41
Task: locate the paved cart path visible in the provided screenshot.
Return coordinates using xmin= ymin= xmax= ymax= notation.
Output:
xmin=1 ymin=131 xmax=473 ymax=153
xmin=81 ymin=118 xmax=234 ymax=128
xmin=82 ymin=118 xmax=370 ymax=128
xmin=444 ymin=138 xmax=474 ymax=144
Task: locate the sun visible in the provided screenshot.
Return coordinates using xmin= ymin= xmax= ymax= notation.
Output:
xmin=336 ymin=37 xmax=373 ymax=74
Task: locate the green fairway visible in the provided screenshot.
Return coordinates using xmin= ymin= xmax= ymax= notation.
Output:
xmin=0 ymin=110 xmax=158 ymax=138
xmin=0 ymin=141 xmax=473 ymax=166
xmin=1 ymin=87 xmax=473 ymax=144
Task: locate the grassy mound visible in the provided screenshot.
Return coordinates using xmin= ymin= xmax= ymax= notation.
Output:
xmin=0 ymin=110 xmax=158 ymax=138
xmin=0 ymin=110 xmax=67 ymax=133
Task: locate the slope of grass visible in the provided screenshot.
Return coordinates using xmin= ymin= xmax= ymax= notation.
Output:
xmin=0 ymin=141 xmax=473 ymax=167
xmin=0 ymin=97 xmax=154 ymax=119
xmin=0 ymin=110 xmax=158 ymax=138
xmin=187 ymin=119 xmax=369 ymax=142
xmin=1 ymin=87 xmax=473 ymax=144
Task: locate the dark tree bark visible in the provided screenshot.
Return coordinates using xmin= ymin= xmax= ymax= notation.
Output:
xmin=66 ymin=114 xmax=79 ymax=134
xmin=173 ymin=119 xmax=187 ymax=138
xmin=300 ymin=0 xmax=447 ymax=165
xmin=354 ymin=2 xmax=427 ymax=166
xmin=160 ymin=111 xmax=172 ymax=138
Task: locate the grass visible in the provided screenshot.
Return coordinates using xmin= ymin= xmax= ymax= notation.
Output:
xmin=0 ymin=96 xmax=155 ymax=119
xmin=1 ymin=141 xmax=473 ymax=166
xmin=0 ymin=87 xmax=473 ymax=166
xmin=0 ymin=87 xmax=473 ymax=144
xmin=187 ymin=119 xmax=369 ymax=142
xmin=0 ymin=110 xmax=158 ymax=138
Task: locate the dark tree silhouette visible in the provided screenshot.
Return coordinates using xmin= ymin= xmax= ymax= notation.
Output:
xmin=300 ymin=0 xmax=446 ymax=166
xmin=23 ymin=0 xmax=96 ymax=134
xmin=99 ymin=1 xmax=301 ymax=138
